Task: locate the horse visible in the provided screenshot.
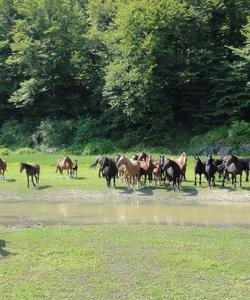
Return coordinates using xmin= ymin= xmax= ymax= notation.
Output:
xmin=71 ymin=160 xmax=78 ymax=178
xmin=170 ymin=152 xmax=188 ymax=181
xmin=20 ymin=162 xmax=40 ymax=188
xmin=153 ymin=161 xmax=161 ymax=188
xmin=56 ymin=156 xmax=74 ymax=178
xmin=138 ymin=156 xmax=155 ymax=186
xmin=138 ymin=152 xmax=149 ymax=162
xmin=163 ymin=159 xmax=182 ymax=190
xmin=221 ymin=155 xmax=242 ymax=188
xmin=239 ymin=158 xmax=250 ymax=182
xmin=101 ymin=157 xmax=118 ymax=188
xmin=115 ymin=154 xmax=126 ymax=180
xmin=194 ymin=156 xmax=208 ymax=186
xmin=117 ymin=155 xmax=140 ymax=190
xmin=205 ymin=154 xmax=217 ymax=188
xmin=0 ymin=158 xmax=7 ymax=180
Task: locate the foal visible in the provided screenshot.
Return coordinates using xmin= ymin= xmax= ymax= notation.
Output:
xmin=20 ymin=162 xmax=40 ymax=188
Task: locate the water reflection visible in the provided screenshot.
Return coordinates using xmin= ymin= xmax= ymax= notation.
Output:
xmin=1 ymin=200 xmax=250 ymax=227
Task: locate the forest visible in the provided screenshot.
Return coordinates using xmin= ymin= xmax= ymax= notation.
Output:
xmin=0 ymin=0 xmax=249 ymax=153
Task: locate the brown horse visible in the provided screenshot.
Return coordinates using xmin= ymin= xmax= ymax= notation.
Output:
xmin=153 ymin=162 xmax=161 ymax=188
xmin=170 ymin=152 xmax=188 ymax=181
xmin=138 ymin=156 xmax=155 ymax=186
xmin=20 ymin=162 xmax=40 ymax=188
xmin=0 ymin=158 xmax=7 ymax=180
xmin=90 ymin=157 xmax=105 ymax=177
xmin=117 ymin=155 xmax=140 ymax=190
xmin=115 ymin=154 xmax=126 ymax=180
xmin=56 ymin=156 xmax=74 ymax=178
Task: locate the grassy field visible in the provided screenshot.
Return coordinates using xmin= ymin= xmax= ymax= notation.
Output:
xmin=0 ymin=152 xmax=249 ymax=192
xmin=0 ymin=152 xmax=250 ymax=299
xmin=1 ymin=225 xmax=250 ymax=300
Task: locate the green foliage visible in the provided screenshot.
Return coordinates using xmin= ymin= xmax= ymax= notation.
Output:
xmin=83 ymin=139 xmax=116 ymax=155
xmin=37 ymin=119 xmax=74 ymax=148
xmin=0 ymin=148 xmax=10 ymax=155
xmin=0 ymin=0 xmax=249 ymax=146
xmin=14 ymin=147 xmax=36 ymax=155
xmin=0 ymin=120 xmax=33 ymax=148
xmin=228 ymin=121 xmax=250 ymax=146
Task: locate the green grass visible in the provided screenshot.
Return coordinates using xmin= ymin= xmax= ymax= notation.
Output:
xmin=1 ymin=152 xmax=250 ymax=299
xmin=1 ymin=152 xmax=249 ymax=193
xmin=1 ymin=225 xmax=250 ymax=300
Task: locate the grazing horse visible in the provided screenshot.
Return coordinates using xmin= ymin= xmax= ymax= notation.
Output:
xmin=101 ymin=157 xmax=118 ymax=188
xmin=0 ymin=158 xmax=7 ymax=180
xmin=56 ymin=156 xmax=74 ymax=178
xmin=117 ymin=155 xmax=140 ymax=190
xmin=221 ymin=155 xmax=242 ymax=188
xmin=239 ymin=158 xmax=250 ymax=182
xmin=194 ymin=156 xmax=208 ymax=186
xmin=20 ymin=162 xmax=40 ymax=188
xmin=205 ymin=154 xmax=217 ymax=188
xmin=170 ymin=152 xmax=188 ymax=181
xmin=163 ymin=159 xmax=182 ymax=190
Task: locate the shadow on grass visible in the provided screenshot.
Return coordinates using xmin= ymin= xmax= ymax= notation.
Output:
xmin=115 ymin=186 xmax=134 ymax=194
xmin=137 ymin=186 xmax=154 ymax=196
xmin=0 ymin=240 xmax=11 ymax=257
xmin=5 ymin=178 xmax=17 ymax=182
xmin=181 ymin=186 xmax=199 ymax=196
xmin=38 ymin=185 xmax=52 ymax=190
xmin=74 ymin=177 xmax=87 ymax=180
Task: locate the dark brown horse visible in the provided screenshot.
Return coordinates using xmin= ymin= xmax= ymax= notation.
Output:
xmin=56 ymin=156 xmax=74 ymax=178
xmin=20 ymin=162 xmax=40 ymax=188
xmin=0 ymin=158 xmax=7 ymax=180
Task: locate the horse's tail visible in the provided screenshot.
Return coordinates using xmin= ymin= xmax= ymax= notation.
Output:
xmin=90 ymin=158 xmax=100 ymax=169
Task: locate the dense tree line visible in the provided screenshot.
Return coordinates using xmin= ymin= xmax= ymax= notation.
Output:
xmin=0 ymin=0 xmax=249 ymax=149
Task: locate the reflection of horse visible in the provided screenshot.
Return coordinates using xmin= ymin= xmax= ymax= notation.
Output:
xmin=0 ymin=158 xmax=7 ymax=180
xmin=170 ymin=152 xmax=188 ymax=181
xmin=117 ymin=156 xmax=140 ymax=190
xmin=56 ymin=156 xmax=74 ymax=178
xmin=20 ymin=162 xmax=40 ymax=188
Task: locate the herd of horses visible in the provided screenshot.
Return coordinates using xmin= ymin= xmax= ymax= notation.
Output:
xmin=92 ymin=152 xmax=250 ymax=190
xmin=0 ymin=153 xmax=249 ymax=190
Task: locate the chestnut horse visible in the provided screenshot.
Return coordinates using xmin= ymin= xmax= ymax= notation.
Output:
xmin=115 ymin=154 xmax=126 ymax=180
xmin=0 ymin=158 xmax=7 ymax=180
xmin=117 ymin=155 xmax=140 ymax=190
xmin=56 ymin=156 xmax=74 ymax=178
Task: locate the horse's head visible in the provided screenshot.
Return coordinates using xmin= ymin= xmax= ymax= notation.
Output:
xmin=20 ymin=162 xmax=25 ymax=173
xmin=117 ymin=155 xmax=126 ymax=168
xmin=102 ymin=157 xmax=110 ymax=169
xmin=115 ymin=155 xmax=121 ymax=164
xmin=159 ymin=155 xmax=165 ymax=166
xmin=138 ymin=152 xmax=148 ymax=161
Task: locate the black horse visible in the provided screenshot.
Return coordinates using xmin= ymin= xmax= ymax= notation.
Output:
xmin=20 ymin=162 xmax=40 ymax=188
xmin=194 ymin=156 xmax=208 ymax=186
xmin=101 ymin=157 xmax=118 ymax=188
xmin=205 ymin=154 xmax=217 ymax=188
xmin=221 ymin=155 xmax=242 ymax=188
xmin=163 ymin=159 xmax=181 ymax=190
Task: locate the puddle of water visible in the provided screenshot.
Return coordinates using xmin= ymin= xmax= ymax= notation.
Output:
xmin=1 ymin=201 xmax=250 ymax=227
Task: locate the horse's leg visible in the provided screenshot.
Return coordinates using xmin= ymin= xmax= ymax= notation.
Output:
xmin=27 ymin=175 xmax=29 ymax=188
xmin=199 ymin=174 xmax=202 ymax=186
xmin=246 ymin=170 xmax=249 ymax=182
xmin=31 ymin=175 xmax=36 ymax=188
xmin=113 ymin=175 xmax=116 ymax=188
xmin=194 ymin=173 xmax=197 ymax=186
xmin=34 ymin=174 xmax=38 ymax=187
xmin=240 ymin=172 xmax=242 ymax=188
